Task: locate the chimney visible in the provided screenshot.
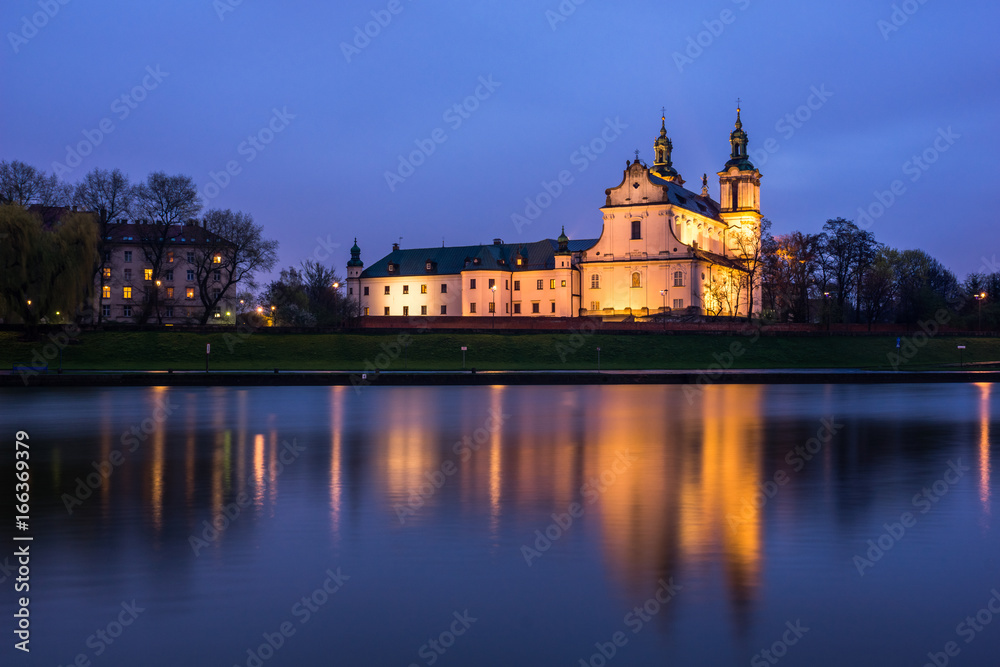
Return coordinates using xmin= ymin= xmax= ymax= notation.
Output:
xmin=392 ymin=242 xmax=399 ymax=251
xmin=493 ymin=238 xmax=503 ymax=246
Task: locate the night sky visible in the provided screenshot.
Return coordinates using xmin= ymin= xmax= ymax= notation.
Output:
xmin=3 ymin=0 xmax=996 ymax=278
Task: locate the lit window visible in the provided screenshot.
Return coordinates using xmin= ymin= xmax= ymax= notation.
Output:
xmin=673 ymin=271 xmax=683 ymax=287
xmin=440 ymin=305 xmax=447 ymax=315
xmin=102 ymin=267 xmax=111 ymax=279
xmin=363 ymin=307 xmax=370 ymax=316
xmin=213 ymin=254 xmax=222 ymax=264
xmin=549 ymin=279 xmax=555 ymax=289
xmin=144 ymin=269 xmax=153 ymax=281
xmin=537 ymin=279 xmax=543 ymax=290
xmin=167 ymin=251 xmax=174 ymax=263
xmin=384 ymin=286 xmax=390 ymax=295
xmin=516 ymin=257 xmax=523 ymax=266
xmin=186 ymin=288 xmax=194 ymax=299
xmin=561 ymin=280 xmax=566 ymax=287
xmin=403 ymin=306 xmax=409 ymax=316
xmin=213 ymin=311 xmax=221 ymax=318
xmin=673 ymin=299 xmax=684 ymax=309
xmin=591 ymin=274 xmax=599 ymax=289
xmin=590 ymin=301 xmax=600 ymax=311
xmin=166 ymin=287 xmax=174 ymax=299
xmin=102 ymin=286 xmax=110 ymax=299
xmin=403 ymin=285 xmax=409 ymax=294
xmin=488 ymin=302 xmax=495 ymax=313
xmin=470 ymin=303 xmax=477 ymax=314
xmin=420 ymin=284 xmax=427 ymax=294
xmin=631 ymin=272 xmax=641 ymax=288
xmin=124 ymin=251 xmax=132 ymax=263
xmin=123 ymin=286 xmax=132 ymax=299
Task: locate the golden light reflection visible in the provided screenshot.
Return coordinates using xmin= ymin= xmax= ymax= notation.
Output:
xmin=253 ymin=433 xmax=265 ymax=509
xmin=380 ymin=391 xmax=440 ymax=507
xmin=977 ymin=383 xmax=991 ymax=516
xmin=268 ymin=429 xmax=278 ymax=509
xmin=329 ymin=387 xmax=344 ymax=538
xmin=488 ymin=386 xmax=504 ymax=540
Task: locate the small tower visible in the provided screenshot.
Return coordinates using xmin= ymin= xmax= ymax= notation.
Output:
xmin=347 ymin=238 xmax=364 ymax=314
xmin=650 ymin=113 xmax=684 ymax=185
xmin=717 ymin=105 xmax=762 ymax=213
xmin=556 ymin=226 xmax=570 ymax=255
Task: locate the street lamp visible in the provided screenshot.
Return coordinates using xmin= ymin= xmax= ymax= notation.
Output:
xmin=975 ymin=292 xmax=987 ymax=332
xmin=490 ymin=284 xmax=497 ymax=329
xmin=660 ymin=289 xmax=667 ymax=331
xmin=823 ymin=291 xmax=831 ymax=332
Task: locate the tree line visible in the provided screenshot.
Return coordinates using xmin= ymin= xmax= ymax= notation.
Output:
xmin=0 ymin=159 xmax=280 ymax=332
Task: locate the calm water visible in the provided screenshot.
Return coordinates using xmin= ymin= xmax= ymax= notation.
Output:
xmin=1 ymin=384 xmax=998 ymax=666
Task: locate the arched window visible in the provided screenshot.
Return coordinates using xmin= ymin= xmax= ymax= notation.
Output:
xmin=591 ymin=274 xmax=600 ymax=289
xmin=631 ymin=272 xmax=641 ymax=288
xmin=673 ymin=271 xmax=683 ymax=287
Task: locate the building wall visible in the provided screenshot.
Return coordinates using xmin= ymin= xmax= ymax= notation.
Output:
xmin=359 ymin=274 xmax=464 ymax=317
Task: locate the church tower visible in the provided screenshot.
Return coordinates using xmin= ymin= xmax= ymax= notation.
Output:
xmin=650 ymin=113 xmax=684 ymax=185
xmin=347 ymin=238 xmax=364 ymax=313
xmin=717 ymin=106 xmax=762 ymax=215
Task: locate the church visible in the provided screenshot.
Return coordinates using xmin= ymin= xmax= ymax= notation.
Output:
xmin=347 ymin=109 xmax=763 ymax=319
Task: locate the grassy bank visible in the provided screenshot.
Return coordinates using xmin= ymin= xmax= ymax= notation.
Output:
xmin=1 ymin=330 xmax=997 ymax=372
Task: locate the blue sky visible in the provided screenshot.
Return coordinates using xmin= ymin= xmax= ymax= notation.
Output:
xmin=2 ymin=0 xmax=996 ymax=278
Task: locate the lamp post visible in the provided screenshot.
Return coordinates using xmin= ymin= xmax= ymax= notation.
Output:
xmin=975 ymin=291 xmax=986 ymax=332
xmin=490 ymin=284 xmax=497 ymax=329
xmin=660 ymin=289 xmax=667 ymax=331
xmin=823 ymin=291 xmax=830 ymax=333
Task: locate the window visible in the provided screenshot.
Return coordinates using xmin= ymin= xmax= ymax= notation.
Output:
xmin=514 ymin=280 xmax=520 ymax=291
xmin=364 ymin=286 xmax=369 ymax=296
xmin=470 ymin=303 xmax=477 ymax=313
xmin=488 ymin=278 xmax=495 ymax=289
xmin=124 ymin=268 xmax=132 ymax=281
xmin=420 ymin=284 xmax=427 ymax=294
xmin=186 ymin=288 xmax=194 ymax=299
xmin=631 ymin=219 xmax=641 ymax=239
xmin=421 ymin=305 xmax=427 ymax=315
xmin=673 ymin=271 xmax=683 ymax=287
xmin=403 ymin=285 xmax=409 ymax=294
xmin=166 ymin=270 xmax=173 ymax=281
xmin=440 ymin=305 xmax=447 ymax=315
xmin=403 ymin=306 xmax=409 ymax=316
xmin=537 ymin=279 xmax=543 ymax=290
xmin=673 ymin=299 xmax=684 ymax=309
xmin=102 ymin=267 xmax=111 ymax=279
xmin=123 ymin=286 xmax=132 ymax=299
xmin=144 ymin=269 xmax=153 ymax=281
xmin=549 ymin=279 xmax=555 ymax=289
xmin=470 ymin=279 xmax=477 ymax=289
xmin=532 ymin=303 xmax=540 ymax=314
xmin=426 ymin=261 xmax=432 ymax=271
xmin=488 ymin=302 xmax=495 ymax=313
xmin=363 ymin=307 xmax=370 ymax=316
xmin=124 ymin=251 xmax=132 ymax=263
xmin=505 ymin=303 xmax=509 ymax=313
xmin=631 ymin=272 xmax=641 ymax=288
xmin=166 ymin=287 xmax=174 ymax=299
xmin=165 ymin=306 xmax=173 ymax=318
xmin=384 ymin=286 xmax=390 ymax=295
xmin=591 ymin=274 xmax=599 ymax=289
xmin=590 ymin=301 xmax=600 ymax=311
xmin=561 ymin=280 xmax=566 ymax=287
xmin=123 ymin=305 xmax=132 ymax=317
xmin=441 ymin=284 xmax=447 ymax=293
xmin=101 ymin=304 xmax=110 ymax=318
xmin=516 ymin=257 xmax=523 ymax=266
xmin=167 ymin=251 xmax=174 ymax=263
xmin=186 ymin=252 xmax=194 ymax=263
xmin=213 ymin=254 xmax=222 ymax=264
xmin=102 ymin=286 xmax=110 ymax=299
xmin=213 ymin=289 xmax=221 ymax=300
xmin=388 ymin=264 xmax=395 ymax=273
xmin=513 ymin=303 xmax=521 ymax=314
xmin=104 ymin=251 xmax=111 ymax=262
xmin=505 ymin=280 xmax=509 ymax=289
xmin=384 ymin=306 xmax=390 ymax=316
xmin=213 ymin=271 xmax=221 ymax=282
xmin=184 ymin=269 xmax=192 ymax=281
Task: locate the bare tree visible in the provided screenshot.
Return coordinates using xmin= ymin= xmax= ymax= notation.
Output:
xmin=132 ymin=173 xmax=201 ymax=323
xmin=0 ymin=160 xmax=72 ymax=207
xmin=73 ymin=168 xmax=134 ymax=323
xmin=192 ymin=209 xmax=278 ymax=324
xmin=729 ymin=217 xmax=770 ymax=320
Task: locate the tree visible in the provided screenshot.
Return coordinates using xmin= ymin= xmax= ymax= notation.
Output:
xmin=819 ymin=218 xmax=877 ymax=322
xmin=729 ymin=217 xmax=771 ymax=320
xmin=0 ymin=160 xmax=71 ymax=207
xmin=73 ymin=168 xmax=134 ymax=323
xmin=132 ymin=173 xmax=201 ymax=323
xmin=892 ymin=249 xmax=959 ymax=324
xmin=857 ymin=247 xmax=896 ymax=328
xmin=0 ymin=204 xmax=96 ymax=337
xmin=765 ymin=232 xmax=823 ymax=322
xmin=191 ymin=209 xmax=278 ymax=324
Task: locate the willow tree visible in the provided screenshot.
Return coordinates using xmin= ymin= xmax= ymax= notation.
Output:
xmin=0 ymin=204 xmax=97 ymax=336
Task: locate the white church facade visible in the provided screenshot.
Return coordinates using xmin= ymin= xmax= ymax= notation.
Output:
xmin=348 ymin=109 xmax=763 ymax=319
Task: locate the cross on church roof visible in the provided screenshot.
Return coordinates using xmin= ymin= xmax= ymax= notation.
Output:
xmin=634 ymin=149 xmax=640 ymax=161
xmin=736 ymin=97 xmax=741 ymax=110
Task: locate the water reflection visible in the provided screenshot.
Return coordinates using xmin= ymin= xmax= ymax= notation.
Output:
xmin=979 ymin=383 xmax=991 ymax=518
